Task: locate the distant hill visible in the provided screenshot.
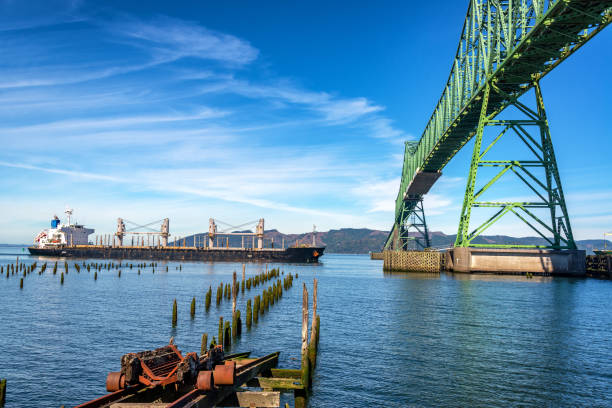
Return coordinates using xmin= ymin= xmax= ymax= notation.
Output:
xmin=178 ymin=229 xmax=611 ymax=255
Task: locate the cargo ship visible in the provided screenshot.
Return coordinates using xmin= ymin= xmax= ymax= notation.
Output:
xmin=28 ymin=210 xmax=325 ymax=263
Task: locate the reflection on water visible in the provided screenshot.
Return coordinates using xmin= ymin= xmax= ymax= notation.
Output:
xmin=0 ymin=249 xmax=610 ymax=407
xmin=384 ymin=270 xmax=554 ymax=283
xmin=383 ymin=271 xmax=442 ymax=280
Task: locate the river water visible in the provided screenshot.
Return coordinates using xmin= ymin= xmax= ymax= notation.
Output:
xmin=0 ymin=247 xmax=610 ymax=407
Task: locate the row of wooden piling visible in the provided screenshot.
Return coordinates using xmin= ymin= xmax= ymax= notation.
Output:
xmin=3 ymin=258 xmax=38 ymax=289
xmin=5 ymin=258 xmax=191 ymax=289
xmin=172 ymin=265 xmax=284 ymax=326
xmin=194 ymin=269 xmax=298 ymax=356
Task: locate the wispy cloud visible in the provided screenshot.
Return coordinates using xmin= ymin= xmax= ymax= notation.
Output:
xmin=105 ymin=15 xmax=259 ymax=66
xmin=197 ymin=78 xmax=406 ymax=139
xmin=0 ymin=161 xmax=122 ymax=182
xmin=0 ymin=0 xmax=85 ymax=32
xmin=0 ymin=158 xmax=350 ymax=219
xmin=0 ymin=61 xmax=162 ymax=90
xmin=0 ymin=108 xmax=229 ymax=134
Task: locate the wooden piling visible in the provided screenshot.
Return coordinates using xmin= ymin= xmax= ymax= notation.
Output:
xmin=0 ymin=378 xmax=6 ymax=406
xmin=19 ymin=278 xmax=23 ymax=289
xmin=172 ymin=299 xmax=178 ymax=327
xmin=301 ymin=284 xmax=308 ymax=359
xmin=246 ymin=299 xmax=252 ymax=329
xmin=205 ymin=286 xmax=212 ymax=310
xmin=232 ymin=310 xmax=238 ymax=339
xmin=94 ymin=271 xmax=98 ymax=281
xmin=224 ymin=321 xmax=231 ymax=348
xmin=216 ymin=284 xmax=222 ymax=305
xmin=261 ymin=289 xmax=267 ymax=313
xmin=218 ymin=317 xmax=224 ymax=348
xmin=232 ymin=271 xmax=237 ymax=316
xmin=60 ymin=272 xmax=64 ymax=285
xmin=310 ymin=279 xmax=317 ymax=346
xmin=190 ymin=297 xmax=196 ymax=319
xmin=301 ymin=283 xmax=310 ymax=390
xmin=315 ymin=315 xmax=320 ymax=347
xmin=253 ymin=296 xmax=260 ymax=323
xmin=200 ymin=333 xmax=208 ymax=356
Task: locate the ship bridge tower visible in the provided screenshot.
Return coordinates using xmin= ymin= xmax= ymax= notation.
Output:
xmin=256 ymin=218 xmax=264 ymax=249
xmin=65 ymin=208 xmax=73 ymax=226
xmin=116 ymin=218 xmax=126 ymax=246
xmin=209 ymin=218 xmax=217 ymax=248
xmin=161 ymin=218 xmax=169 ymax=247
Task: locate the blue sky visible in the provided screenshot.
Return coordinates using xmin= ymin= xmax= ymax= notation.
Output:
xmin=0 ymin=0 xmax=610 ymax=244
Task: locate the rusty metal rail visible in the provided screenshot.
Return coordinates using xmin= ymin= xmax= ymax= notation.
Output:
xmin=166 ymin=352 xmax=280 ymax=408
xmin=74 ymin=344 xmax=279 ymax=408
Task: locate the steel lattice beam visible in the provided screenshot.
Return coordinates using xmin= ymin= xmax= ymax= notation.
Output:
xmin=385 ymin=0 xmax=612 ymax=250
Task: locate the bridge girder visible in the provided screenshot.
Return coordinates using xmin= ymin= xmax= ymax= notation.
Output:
xmin=386 ymin=0 xmax=611 ymax=251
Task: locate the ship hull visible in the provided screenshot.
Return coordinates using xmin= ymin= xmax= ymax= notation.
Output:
xmin=27 ymin=246 xmax=325 ymax=263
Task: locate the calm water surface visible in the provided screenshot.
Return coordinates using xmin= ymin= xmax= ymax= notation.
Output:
xmin=0 ymin=247 xmax=610 ymax=407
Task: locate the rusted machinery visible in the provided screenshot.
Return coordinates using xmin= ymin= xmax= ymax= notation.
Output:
xmin=75 ymin=343 xmax=281 ymax=408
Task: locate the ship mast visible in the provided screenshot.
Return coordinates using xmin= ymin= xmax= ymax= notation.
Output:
xmin=65 ymin=208 xmax=73 ymax=226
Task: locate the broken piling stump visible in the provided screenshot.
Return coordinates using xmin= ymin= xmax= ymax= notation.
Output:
xmin=0 ymin=378 xmax=6 ymax=406
xmin=172 ymin=299 xmax=178 ymax=327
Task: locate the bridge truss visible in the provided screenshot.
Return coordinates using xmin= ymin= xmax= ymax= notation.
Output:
xmin=385 ymin=0 xmax=612 ymax=250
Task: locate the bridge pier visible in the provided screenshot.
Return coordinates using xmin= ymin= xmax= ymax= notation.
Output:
xmin=445 ymin=247 xmax=585 ymax=276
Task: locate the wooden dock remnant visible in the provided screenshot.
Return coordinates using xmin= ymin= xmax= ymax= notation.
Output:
xmin=586 ymin=254 xmax=611 ymax=279
xmin=370 ymin=252 xmax=384 ymax=260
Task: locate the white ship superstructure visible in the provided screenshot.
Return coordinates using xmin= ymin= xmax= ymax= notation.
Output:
xmin=34 ymin=209 xmax=94 ymax=248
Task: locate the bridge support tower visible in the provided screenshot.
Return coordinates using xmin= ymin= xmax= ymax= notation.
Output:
xmin=456 ymin=81 xmax=576 ymax=250
xmin=450 ymin=81 xmax=584 ymax=275
xmin=398 ymin=198 xmax=431 ymax=250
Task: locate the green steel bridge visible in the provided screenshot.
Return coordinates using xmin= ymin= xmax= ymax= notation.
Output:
xmin=385 ymin=0 xmax=612 ymax=251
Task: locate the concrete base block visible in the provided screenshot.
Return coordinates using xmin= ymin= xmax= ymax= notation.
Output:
xmin=445 ymin=247 xmax=585 ymax=276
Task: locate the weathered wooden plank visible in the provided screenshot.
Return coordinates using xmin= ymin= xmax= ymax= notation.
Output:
xmin=110 ymin=404 xmax=167 ymax=408
xmin=233 ymin=358 xmax=257 ymax=368
xmin=217 ymin=391 xmax=280 ymax=407
xmin=269 ymin=368 xmax=301 ymax=379
xmin=255 ymin=377 xmax=304 ymax=390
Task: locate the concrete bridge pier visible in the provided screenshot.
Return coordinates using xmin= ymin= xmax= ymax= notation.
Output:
xmin=445 ymin=247 xmax=585 ymax=276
